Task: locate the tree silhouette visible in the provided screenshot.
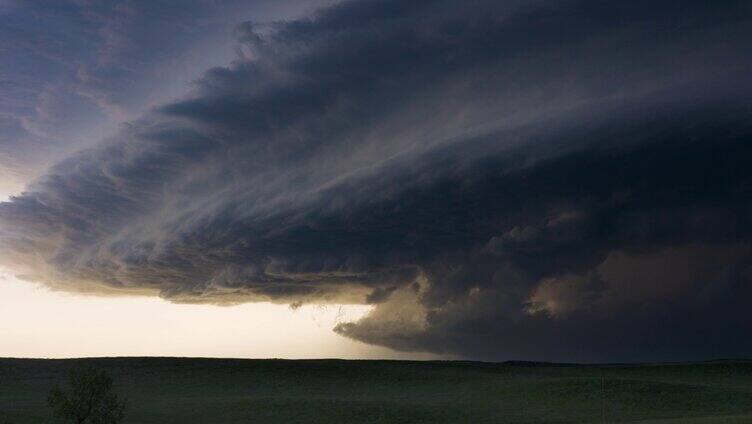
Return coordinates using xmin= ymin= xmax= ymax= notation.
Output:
xmin=0 ymin=410 xmax=14 ymax=424
xmin=48 ymin=367 xmax=126 ymax=424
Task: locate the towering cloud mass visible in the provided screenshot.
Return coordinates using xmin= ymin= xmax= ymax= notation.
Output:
xmin=1 ymin=0 xmax=751 ymax=361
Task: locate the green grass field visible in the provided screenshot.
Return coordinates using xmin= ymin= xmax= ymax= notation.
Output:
xmin=1 ymin=358 xmax=751 ymax=423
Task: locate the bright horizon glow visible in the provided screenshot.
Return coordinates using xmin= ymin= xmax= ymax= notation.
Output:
xmin=0 ymin=183 xmax=21 ymax=203
xmin=0 ymin=270 xmax=444 ymax=360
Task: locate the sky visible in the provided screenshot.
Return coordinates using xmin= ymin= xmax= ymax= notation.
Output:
xmin=0 ymin=269 xmax=439 ymax=359
xmin=0 ymin=0 xmax=751 ymax=362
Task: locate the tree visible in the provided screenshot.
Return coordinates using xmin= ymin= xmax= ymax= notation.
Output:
xmin=0 ymin=410 xmax=14 ymax=424
xmin=48 ymin=367 xmax=126 ymax=424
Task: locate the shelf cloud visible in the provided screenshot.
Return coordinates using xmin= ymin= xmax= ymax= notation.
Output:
xmin=1 ymin=0 xmax=751 ymax=361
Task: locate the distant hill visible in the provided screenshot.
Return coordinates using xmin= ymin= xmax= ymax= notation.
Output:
xmin=1 ymin=357 xmax=751 ymax=423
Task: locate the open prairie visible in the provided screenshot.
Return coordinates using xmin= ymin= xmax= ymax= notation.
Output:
xmin=1 ymin=358 xmax=751 ymax=423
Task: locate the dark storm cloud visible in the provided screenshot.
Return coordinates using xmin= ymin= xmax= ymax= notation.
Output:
xmin=1 ymin=0 xmax=752 ymax=361
xmin=0 ymin=0 xmax=332 ymax=190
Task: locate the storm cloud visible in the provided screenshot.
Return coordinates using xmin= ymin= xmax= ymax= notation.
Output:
xmin=1 ymin=0 xmax=752 ymax=361
xmin=0 ymin=0 xmax=332 ymax=195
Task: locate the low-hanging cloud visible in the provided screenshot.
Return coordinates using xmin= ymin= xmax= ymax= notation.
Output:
xmin=1 ymin=0 xmax=752 ymax=361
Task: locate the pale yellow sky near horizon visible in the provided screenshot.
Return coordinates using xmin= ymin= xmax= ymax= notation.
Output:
xmin=0 ymin=182 xmax=444 ymax=360
xmin=0 ymin=269 xmax=442 ymax=360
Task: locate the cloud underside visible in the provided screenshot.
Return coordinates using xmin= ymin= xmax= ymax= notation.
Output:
xmin=2 ymin=0 xmax=752 ymax=361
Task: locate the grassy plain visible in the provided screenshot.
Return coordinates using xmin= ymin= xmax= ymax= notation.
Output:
xmin=1 ymin=358 xmax=751 ymax=423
